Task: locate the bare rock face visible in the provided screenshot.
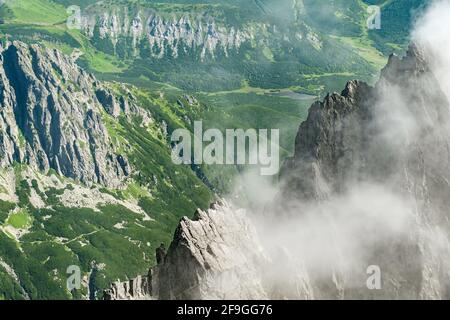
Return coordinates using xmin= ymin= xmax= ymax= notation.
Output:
xmin=79 ymin=5 xmax=251 ymax=61
xmin=282 ymin=44 xmax=450 ymax=203
xmin=0 ymin=41 xmax=130 ymax=187
xmin=153 ymin=201 xmax=271 ymax=300
xmin=95 ymin=88 xmax=121 ymax=117
xmin=103 ymin=201 xmax=315 ymax=300
xmin=104 ymin=201 xmax=277 ymax=300
xmin=103 ymin=275 xmax=151 ymax=300
xmin=75 ymin=2 xmax=324 ymax=62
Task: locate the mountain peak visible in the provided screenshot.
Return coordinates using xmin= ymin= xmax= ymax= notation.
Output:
xmin=382 ymin=42 xmax=430 ymax=82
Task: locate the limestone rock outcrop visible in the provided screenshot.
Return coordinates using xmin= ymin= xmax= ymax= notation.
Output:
xmin=0 ymin=41 xmax=131 ymax=187
xmin=277 ymin=44 xmax=450 ymax=299
xmin=104 ymin=201 xmax=278 ymax=300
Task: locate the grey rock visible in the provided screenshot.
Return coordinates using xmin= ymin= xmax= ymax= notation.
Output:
xmin=153 ymin=201 xmax=272 ymax=300
xmin=103 ymin=275 xmax=151 ymax=300
xmin=119 ymin=96 xmax=130 ymax=114
xmin=282 ymin=44 xmax=450 ymax=203
xmin=95 ymin=88 xmax=120 ymax=117
xmin=0 ymin=41 xmax=130 ymax=187
xmin=104 ymin=200 xmax=315 ymax=300
xmin=79 ymin=5 xmax=252 ymax=60
xmin=183 ymin=94 xmax=198 ymax=106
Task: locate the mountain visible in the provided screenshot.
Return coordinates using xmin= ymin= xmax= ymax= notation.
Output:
xmin=0 ymin=0 xmax=438 ymax=301
xmin=104 ymin=43 xmax=450 ymax=299
xmin=1 ymin=0 xmax=425 ymax=93
xmin=277 ymin=44 xmax=450 ymax=299
xmin=0 ymin=41 xmax=213 ymax=300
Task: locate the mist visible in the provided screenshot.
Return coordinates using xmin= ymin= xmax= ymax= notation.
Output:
xmin=413 ymin=0 xmax=450 ymax=102
xmin=224 ymin=0 xmax=450 ymax=299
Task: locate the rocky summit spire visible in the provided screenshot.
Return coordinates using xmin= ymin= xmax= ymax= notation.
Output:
xmin=276 ymin=42 xmax=450 ymax=299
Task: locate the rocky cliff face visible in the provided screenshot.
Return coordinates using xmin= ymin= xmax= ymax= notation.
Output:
xmin=104 ymin=201 xmax=276 ymax=300
xmin=0 ymin=41 xmax=131 ymax=187
xmin=282 ymin=44 xmax=450 ymax=203
xmin=278 ymin=44 xmax=450 ymax=299
xmin=103 ymin=201 xmax=323 ymax=300
xmin=79 ymin=5 xmax=252 ymax=60
xmin=105 ymin=44 xmax=450 ymax=300
xmin=153 ymin=201 xmax=274 ymax=300
xmin=74 ymin=2 xmax=323 ymax=61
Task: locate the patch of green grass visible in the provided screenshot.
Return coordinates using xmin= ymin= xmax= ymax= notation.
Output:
xmin=40 ymin=40 xmax=75 ymax=56
xmin=6 ymin=209 xmax=32 ymax=229
xmin=7 ymin=0 xmax=68 ymax=25
xmin=262 ymin=47 xmax=275 ymax=62
xmin=83 ymin=48 xmax=128 ymax=74
xmin=199 ymin=91 xmax=312 ymax=153
xmin=121 ymin=182 xmax=151 ymax=200
xmin=330 ymin=35 xmax=387 ymax=69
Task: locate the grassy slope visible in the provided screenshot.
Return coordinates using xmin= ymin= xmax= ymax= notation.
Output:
xmin=6 ymin=0 xmax=68 ymax=25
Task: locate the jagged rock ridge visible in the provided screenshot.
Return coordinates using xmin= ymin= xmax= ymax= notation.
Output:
xmin=104 ymin=201 xmax=270 ymax=300
xmin=103 ymin=201 xmax=314 ymax=300
xmin=79 ymin=5 xmax=251 ymax=60
xmin=0 ymin=41 xmax=131 ymax=187
xmin=105 ymin=44 xmax=450 ymax=300
xmin=74 ymin=2 xmax=323 ymax=61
